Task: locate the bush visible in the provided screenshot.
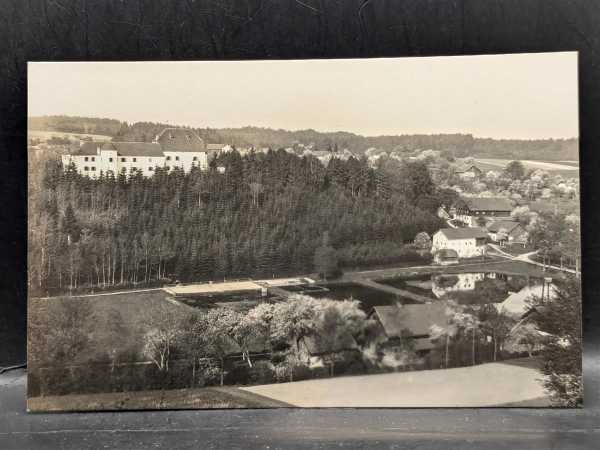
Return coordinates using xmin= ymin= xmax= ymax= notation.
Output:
xmin=335 ymin=352 xmax=367 ymax=375
xmin=337 ymin=242 xmax=432 ymax=268
xmin=247 ymin=361 xmax=276 ymax=385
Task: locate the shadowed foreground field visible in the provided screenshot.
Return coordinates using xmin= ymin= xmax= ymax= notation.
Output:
xmin=28 ymin=386 xmax=290 ymax=412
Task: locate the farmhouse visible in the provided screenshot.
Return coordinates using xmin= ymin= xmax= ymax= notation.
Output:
xmin=486 ymin=220 xmax=528 ymax=246
xmin=369 ymin=303 xmax=448 ymax=354
xmin=454 ymin=164 xmax=483 ymax=179
xmin=61 ymin=128 xmax=226 ymax=177
xmin=453 ymin=197 xmax=513 ymax=227
xmin=431 ymin=227 xmax=488 ymax=258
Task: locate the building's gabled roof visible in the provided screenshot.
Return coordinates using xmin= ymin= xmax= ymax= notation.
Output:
xmin=371 ymin=303 xmax=447 ymax=338
xmin=437 ymin=227 xmax=488 ymax=240
xmin=434 ymin=248 xmax=459 ymax=259
xmin=527 ymin=200 xmax=561 ymax=214
xmin=487 ymin=220 xmax=522 ymax=234
xmin=458 ymin=197 xmax=513 ymax=213
xmin=496 ymin=284 xmax=557 ymax=318
xmin=301 ymin=334 xmax=358 ymax=356
xmin=454 ymin=164 xmax=482 ymax=174
xmin=68 ymin=128 xmax=224 ymax=159
xmin=155 ymin=128 xmax=206 ymax=152
xmin=70 ymin=141 xmax=101 ymax=155
xmin=111 ymin=142 xmax=164 ymax=157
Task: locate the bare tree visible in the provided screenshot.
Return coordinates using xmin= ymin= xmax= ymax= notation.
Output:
xmin=141 ymin=302 xmax=184 ymax=372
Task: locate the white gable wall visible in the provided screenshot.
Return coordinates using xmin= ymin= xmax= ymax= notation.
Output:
xmin=432 ymin=231 xmax=486 ymax=258
xmin=163 ymin=151 xmax=208 ymax=172
xmin=98 ymin=149 xmax=118 ymax=175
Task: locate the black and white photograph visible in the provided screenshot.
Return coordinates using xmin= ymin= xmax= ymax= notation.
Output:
xmin=26 ymin=54 xmax=582 ymax=411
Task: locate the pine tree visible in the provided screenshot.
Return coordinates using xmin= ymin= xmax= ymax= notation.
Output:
xmin=61 ymin=203 xmax=80 ymax=245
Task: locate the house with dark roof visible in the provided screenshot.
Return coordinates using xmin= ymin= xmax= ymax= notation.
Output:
xmin=453 ymin=196 xmax=513 ymax=227
xmin=61 ymin=128 xmax=225 ymax=177
xmin=486 ymin=220 xmax=528 ymax=246
xmin=431 ymin=227 xmax=488 ymax=258
xmin=369 ymin=303 xmax=448 ymax=354
xmin=454 ymin=164 xmax=483 ymax=179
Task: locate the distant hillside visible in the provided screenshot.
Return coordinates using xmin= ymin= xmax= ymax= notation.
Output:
xmin=29 ymin=115 xmax=578 ymax=161
xmin=29 ymin=115 xmax=122 ymax=137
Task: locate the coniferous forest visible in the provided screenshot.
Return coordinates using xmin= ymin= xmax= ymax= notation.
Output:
xmin=28 ymin=149 xmax=446 ymax=297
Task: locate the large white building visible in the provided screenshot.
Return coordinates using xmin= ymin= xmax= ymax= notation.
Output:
xmin=431 ymin=227 xmax=488 ymax=258
xmin=61 ymin=128 xmax=226 ymax=177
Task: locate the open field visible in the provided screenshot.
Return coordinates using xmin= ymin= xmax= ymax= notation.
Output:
xmin=473 ymin=158 xmax=579 ymax=178
xmin=28 ymin=386 xmax=290 ymax=412
xmin=474 ymin=158 xmax=578 ymax=171
xmin=241 ymin=358 xmax=549 ymax=407
xmin=472 ymin=158 xmax=579 ymax=178
xmin=555 ymin=160 xmax=580 ymax=167
xmin=28 ymin=129 xmax=112 ymax=142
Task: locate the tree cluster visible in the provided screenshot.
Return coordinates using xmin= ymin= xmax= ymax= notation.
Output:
xmin=29 ymin=149 xmax=444 ymax=296
xmin=29 ymin=115 xmax=578 ymax=160
xmin=528 ymin=277 xmax=582 ymax=406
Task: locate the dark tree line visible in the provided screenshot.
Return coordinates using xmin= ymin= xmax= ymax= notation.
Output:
xmin=29 ymin=150 xmax=444 ymax=296
xmin=30 ymin=115 xmax=578 ymax=160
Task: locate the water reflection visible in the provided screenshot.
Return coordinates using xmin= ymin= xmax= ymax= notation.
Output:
xmin=431 ymin=272 xmax=542 ymax=305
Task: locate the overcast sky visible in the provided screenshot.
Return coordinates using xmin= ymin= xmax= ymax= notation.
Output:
xmin=28 ymin=52 xmax=578 ymax=139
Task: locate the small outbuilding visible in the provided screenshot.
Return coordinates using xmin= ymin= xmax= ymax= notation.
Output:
xmin=486 ymin=220 xmax=528 ymax=246
xmin=433 ymin=248 xmax=459 ymax=265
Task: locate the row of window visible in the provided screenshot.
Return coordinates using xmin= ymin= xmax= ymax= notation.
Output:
xmin=81 ymin=156 xmax=200 ymax=162
xmin=82 ymin=166 xmax=190 ymax=173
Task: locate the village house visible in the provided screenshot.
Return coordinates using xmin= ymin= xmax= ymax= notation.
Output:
xmin=454 ymin=164 xmax=483 ymax=179
xmin=498 ymin=281 xmax=557 ymax=355
xmin=452 ymin=197 xmax=513 ymax=227
xmin=496 ymin=282 xmax=557 ymax=319
xmin=431 ymin=227 xmax=488 ymax=258
xmin=61 ymin=128 xmax=226 ymax=177
xmin=369 ymin=303 xmax=448 ymax=355
xmin=486 ymin=220 xmax=528 ymax=246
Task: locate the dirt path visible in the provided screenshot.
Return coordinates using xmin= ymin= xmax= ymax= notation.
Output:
xmin=241 ymin=361 xmax=549 ymax=407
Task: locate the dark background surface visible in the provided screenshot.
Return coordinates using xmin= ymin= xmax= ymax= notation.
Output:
xmin=0 ymin=1 xmax=599 ymax=448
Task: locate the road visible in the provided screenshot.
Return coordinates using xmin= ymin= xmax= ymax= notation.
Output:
xmin=487 ymin=244 xmax=578 ymax=275
xmin=336 ymin=257 xmax=549 ymax=283
xmin=354 ymin=278 xmax=433 ymax=303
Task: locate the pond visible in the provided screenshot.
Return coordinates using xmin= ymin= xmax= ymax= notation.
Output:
xmin=285 ymin=282 xmax=420 ymax=312
xmin=175 ymin=271 xmax=547 ymax=313
xmin=379 ymin=272 xmax=544 ymax=305
xmin=177 ymin=292 xmax=278 ymax=312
